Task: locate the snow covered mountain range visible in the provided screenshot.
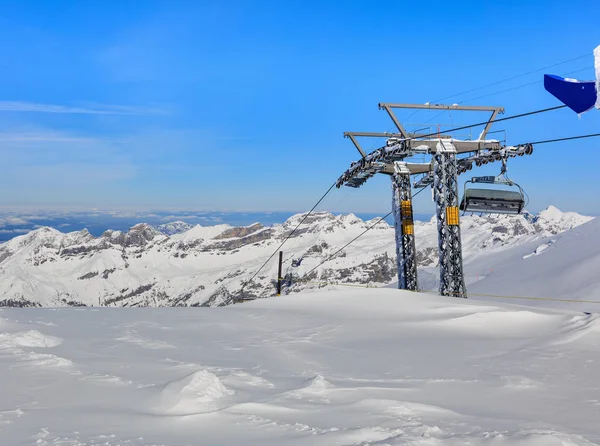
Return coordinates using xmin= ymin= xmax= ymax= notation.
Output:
xmin=0 ymin=206 xmax=593 ymax=308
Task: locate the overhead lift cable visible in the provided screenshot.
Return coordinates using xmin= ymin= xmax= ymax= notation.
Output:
xmin=294 ymin=118 xmax=600 ymax=286
xmin=340 ymin=105 xmax=569 ymax=185
xmin=301 ymin=210 xmax=393 ymax=280
xmin=300 ymin=187 xmax=429 ymax=281
xmin=522 ymin=132 xmax=600 ymax=146
xmin=288 ymin=107 xmax=578 ymax=289
xmin=384 ymin=105 xmax=567 ymax=151
xmin=246 ymin=108 xmax=595 ymax=297
xmin=411 ymin=105 xmax=567 ymax=142
xmin=458 ymin=66 xmax=593 ymax=104
xmin=403 ymin=54 xmax=590 ymax=123
xmin=314 ymin=126 xmax=600 ymax=285
xmin=434 ymin=54 xmax=590 ymax=103
xmin=242 ymin=182 xmax=337 ymax=290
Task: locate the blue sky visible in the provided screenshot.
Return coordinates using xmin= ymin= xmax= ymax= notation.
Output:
xmin=1 ymin=0 xmax=599 ymax=215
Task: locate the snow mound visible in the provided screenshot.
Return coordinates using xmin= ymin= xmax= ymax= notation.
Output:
xmin=437 ymin=310 xmax=562 ymax=336
xmin=227 ymin=371 xmax=274 ymax=388
xmin=483 ymin=429 xmax=600 ymax=445
xmin=387 ymin=400 xmax=456 ymax=416
xmin=552 ymin=314 xmax=600 ymax=345
xmin=0 ymin=330 xmax=62 ymax=348
xmin=161 ymin=370 xmax=235 ymax=414
xmin=523 ymin=240 xmax=555 ymax=259
xmin=502 ymin=375 xmax=540 ymax=389
xmin=22 ymin=351 xmax=73 ymax=368
xmin=286 ymin=374 xmax=334 ymax=402
xmin=334 ymin=426 xmax=402 ymax=445
xmin=304 ymin=374 xmax=333 ymax=391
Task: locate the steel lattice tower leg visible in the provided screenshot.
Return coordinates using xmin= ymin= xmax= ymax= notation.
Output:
xmin=391 ymin=162 xmax=418 ymax=291
xmin=433 ymin=142 xmax=466 ymax=298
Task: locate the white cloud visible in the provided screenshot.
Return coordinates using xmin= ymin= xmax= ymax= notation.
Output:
xmin=0 ymin=132 xmax=106 ymax=143
xmin=0 ymin=216 xmax=30 ymax=227
xmin=15 ymin=163 xmax=137 ymax=183
xmin=0 ymin=101 xmax=166 ymax=116
xmin=155 ymin=215 xmax=199 ymax=221
xmin=0 ymin=229 xmax=29 ymax=234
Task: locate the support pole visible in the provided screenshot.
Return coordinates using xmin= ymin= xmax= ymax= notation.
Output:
xmin=391 ymin=162 xmax=418 ymax=291
xmin=276 ymin=251 xmax=283 ymax=296
xmin=432 ymin=141 xmax=466 ymax=298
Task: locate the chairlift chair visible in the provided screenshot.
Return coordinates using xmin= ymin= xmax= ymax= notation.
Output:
xmin=459 ymin=161 xmax=526 ymax=215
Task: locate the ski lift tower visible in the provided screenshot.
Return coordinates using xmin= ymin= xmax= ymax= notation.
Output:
xmin=337 ymin=103 xmax=533 ymax=298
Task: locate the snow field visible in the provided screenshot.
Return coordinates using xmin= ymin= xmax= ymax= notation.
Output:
xmin=0 ymin=289 xmax=599 ymax=445
xmin=469 ymin=217 xmax=600 ymax=311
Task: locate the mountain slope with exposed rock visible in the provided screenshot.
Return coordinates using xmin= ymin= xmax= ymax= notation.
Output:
xmin=0 ymin=207 xmax=592 ymax=307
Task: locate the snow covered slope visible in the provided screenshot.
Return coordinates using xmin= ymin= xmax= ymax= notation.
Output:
xmin=414 ymin=205 xmax=592 ymax=266
xmin=467 ymin=216 xmax=600 ymax=310
xmin=0 ymin=289 xmax=599 ymax=445
xmin=155 ymin=221 xmax=194 ymax=235
xmin=0 ymin=208 xmax=592 ymax=307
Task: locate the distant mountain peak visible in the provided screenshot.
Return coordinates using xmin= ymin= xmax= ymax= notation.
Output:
xmin=155 ymin=221 xmax=194 ymax=236
xmin=536 ymin=205 xmax=592 ymax=222
xmin=539 ymin=205 xmax=564 ymax=219
xmin=130 ymin=223 xmax=156 ymax=232
xmin=0 ymin=205 xmax=593 ymax=308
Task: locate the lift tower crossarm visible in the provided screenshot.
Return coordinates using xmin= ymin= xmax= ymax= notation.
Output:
xmin=344 ymin=131 xmax=454 ymax=140
xmin=378 ymin=104 xmax=410 ymax=137
xmin=337 ymin=103 xmax=509 ymax=189
xmin=344 ymin=131 xmax=400 ymax=138
xmin=343 ymin=132 xmax=432 ymax=157
xmin=344 ymin=133 xmax=368 ymax=158
xmin=378 ymin=103 xmax=505 ymax=112
xmin=377 ymin=103 xmax=505 ymax=140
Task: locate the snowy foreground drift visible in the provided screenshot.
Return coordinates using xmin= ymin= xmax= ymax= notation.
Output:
xmin=469 ymin=216 xmax=600 ymax=310
xmin=1 ymin=290 xmax=600 ymax=445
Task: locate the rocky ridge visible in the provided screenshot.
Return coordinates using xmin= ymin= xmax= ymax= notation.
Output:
xmin=0 ymin=207 xmax=592 ymax=307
